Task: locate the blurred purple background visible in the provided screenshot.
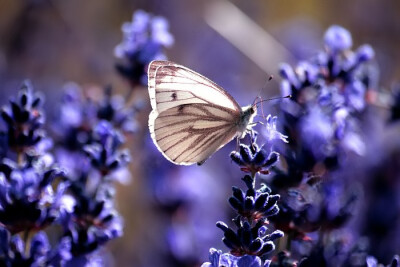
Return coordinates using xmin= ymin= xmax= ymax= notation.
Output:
xmin=0 ymin=1 xmax=400 ymax=266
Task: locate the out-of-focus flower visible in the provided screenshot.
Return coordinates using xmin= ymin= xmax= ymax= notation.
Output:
xmin=53 ymin=83 xmax=138 ymax=151
xmin=0 ymin=157 xmax=65 ymax=234
xmin=264 ymin=115 xmax=289 ymax=144
xmin=324 ymin=25 xmax=352 ymax=52
xmin=265 ymin=25 xmax=389 ymax=266
xmin=115 ymin=10 xmax=174 ymax=86
xmin=1 ymin=81 xmax=45 ymax=154
xmin=276 ymin=24 xmax=376 ymax=173
xmin=48 ymin=81 xmax=133 ymax=263
xmin=96 ymin=86 xmax=139 ymax=133
xmin=365 ymin=255 xmax=399 ymax=267
xmin=269 ymin=251 xmax=298 ymax=267
xmin=61 ymin=194 xmax=123 ymax=257
xmin=84 ymin=121 xmax=130 ymax=176
xmin=53 ymin=84 xmax=135 ymax=183
xmin=0 ymin=225 xmax=71 ymax=266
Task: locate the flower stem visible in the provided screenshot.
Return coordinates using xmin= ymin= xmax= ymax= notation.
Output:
xmin=23 ymin=229 xmax=31 ymax=256
xmin=17 ymin=151 xmax=24 ymax=166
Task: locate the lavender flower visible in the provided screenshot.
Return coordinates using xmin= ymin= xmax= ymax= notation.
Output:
xmin=365 ymin=255 xmax=399 ymax=267
xmin=53 ymin=84 xmax=135 ymax=184
xmin=0 ymin=82 xmax=77 ymax=266
xmin=115 ymin=10 xmax=174 ymax=86
xmin=0 ymin=157 xmax=66 ymax=234
xmin=96 ymin=86 xmax=139 ymax=133
xmin=202 ymin=248 xmax=271 ymax=267
xmin=264 ymin=115 xmax=289 ymax=144
xmin=277 ymin=24 xmax=376 ymax=171
xmin=61 ymin=194 xmax=123 ymax=256
xmin=230 ymin=131 xmax=279 ymax=176
xmin=264 ymin=24 xmax=400 ymax=267
xmin=1 ymin=81 xmax=45 ymax=154
xmin=53 ymin=90 xmax=130 ymax=262
xmin=83 ymin=121 xmax=130 ymax=176
xmin=229 ymin=175 xmax=280 ymax=221
xmin=53 ymin=83 xmax=137 ymax=150
xmin=217 ymin=219 xmax=283 ymax=257
xmin=324 ymin=25 xmax=352 ymax=52
xmin=0 ymin=227 xmax=71 ymax=266
xmin=203 ymin=130 xmax=284 ymax=266
xmin=0 ymin=83 xmax=67 ymax=234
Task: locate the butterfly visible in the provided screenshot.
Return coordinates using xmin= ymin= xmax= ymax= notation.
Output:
xmin=148 ymin=60 xmax=257 ymax=166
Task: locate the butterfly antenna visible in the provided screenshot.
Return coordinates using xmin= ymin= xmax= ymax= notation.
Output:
xmin=255 ymin=94 xmax=291 ymax=121
xmin=254 ymin=75 xmax=273 ymax=102
xmin=252 ymin=75 xmax=275 ymax=119
xmin=256 ymin=94 xmax=291 ymax=104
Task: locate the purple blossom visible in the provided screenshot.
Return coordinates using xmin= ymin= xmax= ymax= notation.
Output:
xmin=230 ymin=131 xmax=280 ymax=176
xmin=202 ymin=248 xmax=271 ymax=267
xmin=277 ymin=25 xmax=375 ymax=170
xmin=1 ymin=81 xmax=45 ymax=154
xmin=0 ymin=157 xmax=66 ymax=233
xmin=115 ymin=10 xmax=174 ymax=86
xmin=228 ymin=175 xmax=280 ymax=221
xmin=0 ymin=227 xmax=71 ymax=266
xmin=264 ymin=115 xmax=289 ymax=144
xmin=61 ymin=194 xmax=123 ymax=257
xmin=84 ymin=121 xmax=130 ymax=176
xmin=324 ymin=25 xmax=352 ymax=52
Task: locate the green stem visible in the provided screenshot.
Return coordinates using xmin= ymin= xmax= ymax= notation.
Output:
xmin=125 ymin=87 xmax=133 ymax=102
xmin=17 ymin=151 xmax=24 ymax=166
xmin=286 ymin=230 xmax=293 ymax=251
xmin=92 ymin=171 xmax=108 ymax=199
xmin=251 ymin=172 xmax=256 ymax=188
xmin=23 ymin=229 xmax=30 ymax=256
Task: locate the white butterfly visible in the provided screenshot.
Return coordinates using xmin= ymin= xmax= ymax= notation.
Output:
xmin=148 ymin=60 xmax=257 ymax=165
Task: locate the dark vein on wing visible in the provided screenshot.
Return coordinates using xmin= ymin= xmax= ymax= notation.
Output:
xmin=181 ymin=128 xmax=229 ymax=162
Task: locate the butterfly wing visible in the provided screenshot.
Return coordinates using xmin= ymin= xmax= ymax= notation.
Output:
xmin=148 ymin=60 xmax=242 ymax=165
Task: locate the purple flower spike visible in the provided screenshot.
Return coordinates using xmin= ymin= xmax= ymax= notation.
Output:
xmin=115 ymin=10 xmax=174 ymax=86
xmin=216 ymin=219 xmax=282 ymax=257
xmin=0 ymin=228 xmax=71 ymax=266
xmin=324 ymin=25 xmax=352 ymax=52
xmin=279 ymin=63 xmax=301 ymax=89
xmin=0 ymin=158 xmax=65 ymax=234
xmin=229 ymin=175 xmax=280 ymax=221
xmin=230 ymin=131 xmax=280 ymax=176
xmin=1 ymin=81 xmax=46 ymax=153
xmin=356 ymin=44 xmax=375 ymax=63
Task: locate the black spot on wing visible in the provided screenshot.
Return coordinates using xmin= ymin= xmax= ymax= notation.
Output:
xmin=171 ymin=92 xmax=177 ymax=100
xmin=178 ymin=104 xmax=188 ymax=113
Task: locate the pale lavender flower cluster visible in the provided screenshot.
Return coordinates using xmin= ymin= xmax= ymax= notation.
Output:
xmin=201 ymin=25 xmax=400 ymax=267
xmin=279 ymin=25 xmax=376 ymax=164
xmin=202 ymin=131 xmax=286 ymax=267
xmin=0 ymin=80 xmax=135 ymax=266
xmin=115 ymin=10 xmax=174 ymax=86
xmin=0 ymin=82 xmax=72 ymax=266
xmin=256 ymin=25 xmax=400 ymax=266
